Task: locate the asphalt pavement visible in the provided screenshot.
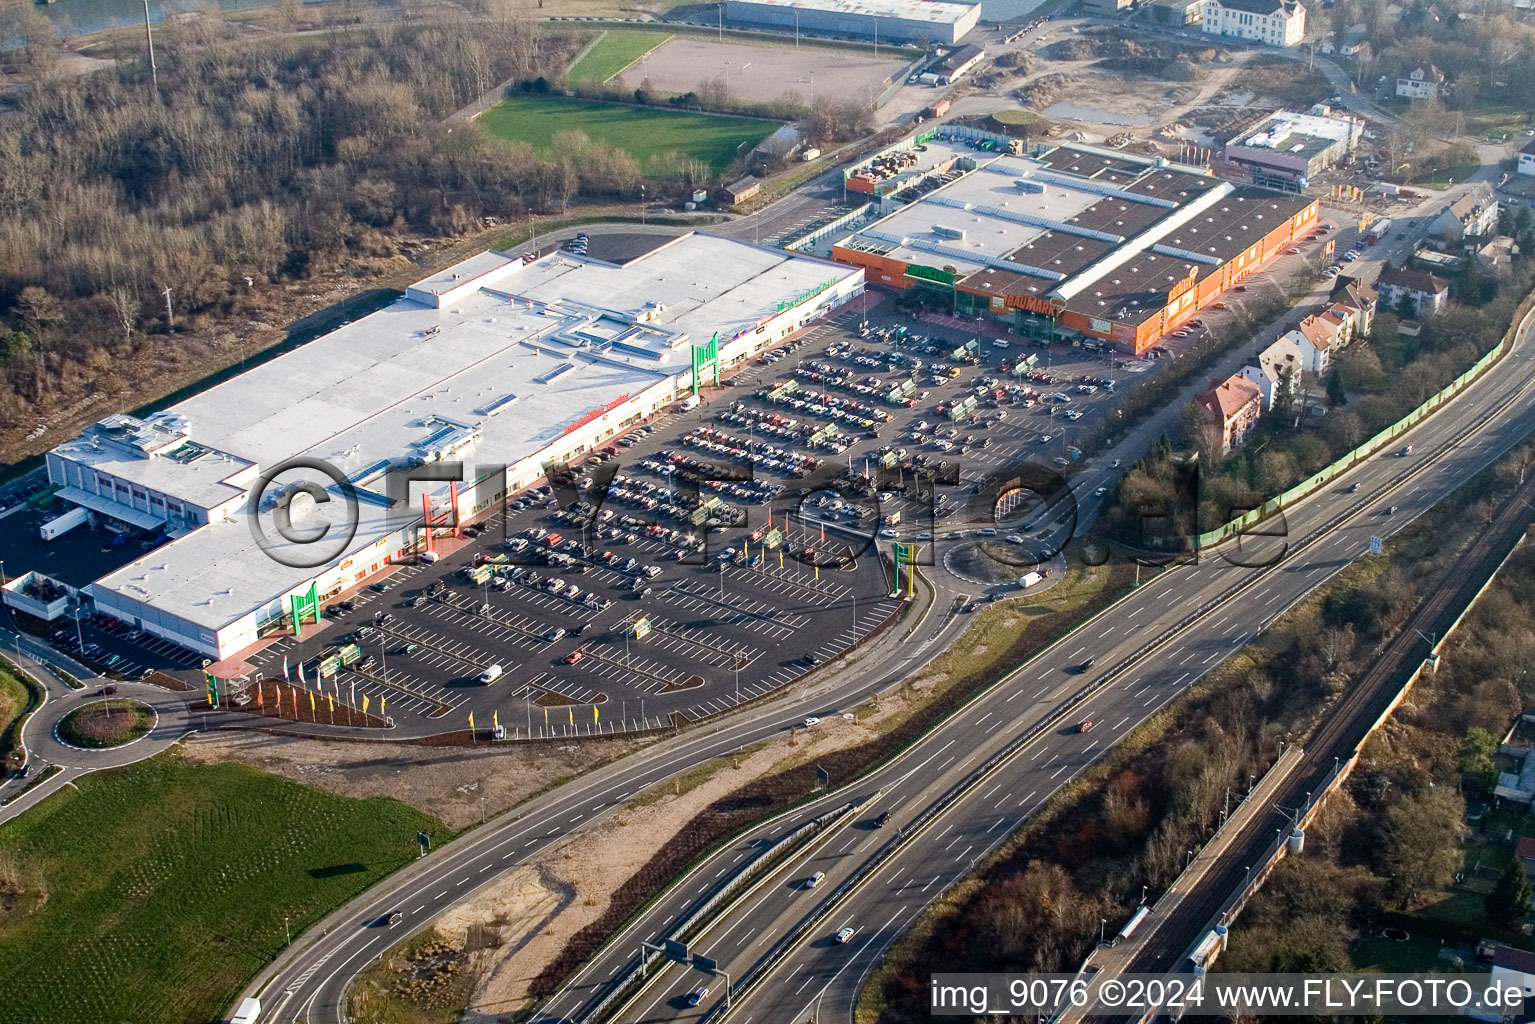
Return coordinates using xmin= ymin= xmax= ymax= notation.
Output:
xmin=540 ymin=299 xmax=1535 ymax=1024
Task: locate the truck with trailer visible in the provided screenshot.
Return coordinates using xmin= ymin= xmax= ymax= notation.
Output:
xmin=39 ymin=505 xmax=89 ymax=540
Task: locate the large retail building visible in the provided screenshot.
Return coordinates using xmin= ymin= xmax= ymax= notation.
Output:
xmin=828 ymin=139 xmax=1318 ymax=354
xmin=35 ymin=234 xmax=863 ymax=662
xmin=722 ymin=0 xmax=981 ymax=45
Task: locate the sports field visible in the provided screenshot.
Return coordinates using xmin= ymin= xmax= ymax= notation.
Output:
xmin=479 ymin=95 xmax=775 ymax=176
xmin=568 ymin=30 xmax=672 ymax=85
xmin=0 ymin=754 xmax=450 ymax=1024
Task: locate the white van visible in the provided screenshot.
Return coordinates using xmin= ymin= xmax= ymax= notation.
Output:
xmin=478 ymin=664 xmax=504 ymax=685
xmin=681 ymin=395 xmax=701 ymax=412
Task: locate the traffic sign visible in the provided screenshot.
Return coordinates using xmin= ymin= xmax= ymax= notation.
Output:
xmin=1369 ymin=536 xmax=1383 ymax=555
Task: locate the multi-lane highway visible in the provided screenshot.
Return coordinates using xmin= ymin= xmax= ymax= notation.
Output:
xmin=532 ymin=305 xmax=1535 ymax=1024
xmin=241 ymin=550 xmax=978 ymax=1023
xmin=244 ymin=284 xmax=1535 ymax=1024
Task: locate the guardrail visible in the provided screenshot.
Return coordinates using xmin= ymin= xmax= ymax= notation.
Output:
xmin=701 ymin=372 xmax=1534 ymax=1021
xmin=575 ymin=795 xmax=864 ymax=1023
xmin=1195 ymin=291 xmax=1535 ymax=550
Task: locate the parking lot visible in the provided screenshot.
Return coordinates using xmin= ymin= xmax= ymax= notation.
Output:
xmin=32 ymin=253 xmax=1334 ymax=737
xmin=191 ymin=301 xmax=1192 ymax=734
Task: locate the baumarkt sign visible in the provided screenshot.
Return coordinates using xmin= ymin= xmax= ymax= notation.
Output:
xmin=906 ymin=264 xmax=956 ymax=286
xmin=777 ymin=276 xmax=843 ymax=312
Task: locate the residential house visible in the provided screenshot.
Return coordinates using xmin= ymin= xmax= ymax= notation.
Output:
xmin=1377 ymin=265 xmax=1450 ymax=318
xmin=1396 ymin=62 xmax=1444 ymax=99
xmin=1320 ymin=23 xmax=1369 ymax=57
xmin=1520 ymin=136 xmax=1535 ymax=178
xmin=1478 ymin=235 xmax=1518 ymax=277
xmin=1427 ymin=181 xmax=1499 ymax=243
xmin=1283 ymin=312 xmax=1345 ymax=373
xmin=1330 ymin=276 xmax=1377 ymax=337
xmin=1239 ymin=335 xmax=1304 ymax=410
xmin=1201 ymin=0 xmax=1306 ymax=46
xmin=1472 ymin=946 xmax=1535 ymax=1022
xmin=1197 ymin=374 xmax=1264 ymax=454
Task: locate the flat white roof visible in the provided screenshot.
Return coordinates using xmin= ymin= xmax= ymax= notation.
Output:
xmin=92 ymin=477 xmax=424 ymax=635
xmin=731 ymin=0 xmax=978 ymax=24
xmin=847 ymin=157 xmax=1107 ymax=276
xmin=86 ymin=233 xmax=860 ymax=633
xmin=50 ymin=415 xmax=255 ymax=511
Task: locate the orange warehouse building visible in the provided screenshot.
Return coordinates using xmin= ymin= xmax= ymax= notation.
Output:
xmin=830 ymin=144 xmax=1319 ymax=355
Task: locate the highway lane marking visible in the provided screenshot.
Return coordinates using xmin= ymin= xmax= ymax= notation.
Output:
xmin=1099 ymin=626 xmax=1114 ymax=638
xmin=988 ymin=818 xmax=1008 ymax=833
xmin=956 ymin=845 xmax=973 ymax=863
xmin=1051 ymin=764 xmax=1068 ymax=778
xmin=305 ymin=376 xmax=1528 ymax=1019
xmin=434 ymin=890 xmax=446 ymax=899
xmin=1202 ymin=650 xmax=1223 ymax=664
xmin=1017 ymin=788 xmax=1036 ymax=807
xmin=1113 ymin=717 xmax=1129 ymax=729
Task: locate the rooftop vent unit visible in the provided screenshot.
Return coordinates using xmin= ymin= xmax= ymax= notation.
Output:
xmin=932 ymin=225 xmax=967 ymax=241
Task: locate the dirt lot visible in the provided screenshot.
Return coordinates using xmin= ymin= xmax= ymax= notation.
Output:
xmin=387 ymin=687 xmax=929 ymax=1019
xmin=182 ymin=730 xmax=650 ymax=830
xmin=614 ymin=36 xmax=908 ymax=105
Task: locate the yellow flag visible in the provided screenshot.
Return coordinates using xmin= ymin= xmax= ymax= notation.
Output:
xmin=309 ymin=691 xmax=315 ymax=711
xmin=380 ymin=696 xmax=386 ymax=718
xmin=327 ymin=693 xmax=334 ymax=711
xmin=363 ymin=695 xmax=370 ymax=714
xmin=493 ymin=709 xmax=500 ymax=730
xmin=593 ymin=704 xmax=599 ymax=723
xmin=568 ymin=707 xmax=574 ymax=726
xmin=468 ymin=711 xmax=475 ymax=729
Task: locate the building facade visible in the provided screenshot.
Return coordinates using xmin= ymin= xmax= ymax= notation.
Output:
xmin=1239 ymin=335 xmax=1303 ymax=409
xmin=1426 ymin=182 xmax=1499 ymax=242
xmin=1201 ymin=0 xmax=1306 ymax=47
xmin=1396 ymin=62 xmax=1444 ymax=99
xmin=1377 ymin=266 xmax=1449 ymax=318
xmin=830 ymin=138 xmax=1319 ymax=356
xmin=1222 ymin=109 xmax=1364 ymax=191
xmin=45 ymin=235 xmax=865 ymax=662
xmin=722 ymin=0 xmax=981 ymax=45
xmin=1198 ymin=375 xmax=1264 ymax=454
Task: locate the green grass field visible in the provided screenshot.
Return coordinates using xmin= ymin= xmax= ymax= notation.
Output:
xmin=569 ymin=30 xmax=672 ymax=85
xmin=0 ymin=754 xmax=451 ymax=1024
xmin=479 ymin=94 xmax=774 ymax=176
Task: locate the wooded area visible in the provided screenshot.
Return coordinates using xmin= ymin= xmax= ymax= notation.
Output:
xmin=1097 ymin=259 xmax=1535 ymax=547
xmin=869 ymin=442 xmax=1534 ymax=1021
xmin=0 ymin=15 xmax=722 ymax=452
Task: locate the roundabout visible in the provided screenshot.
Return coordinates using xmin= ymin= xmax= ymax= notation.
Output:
xmin=55 ymin=698 xmax=158 ymax=751
xmin=941 ymin=533 xmax=1069 ymax=593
